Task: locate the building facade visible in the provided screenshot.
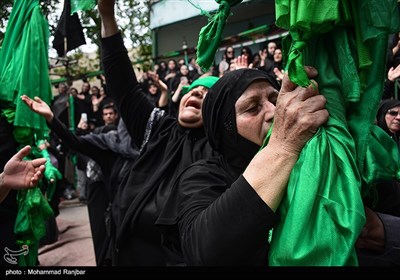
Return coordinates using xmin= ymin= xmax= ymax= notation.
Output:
xmin=149 ymin=0 xmax=286 ymax=65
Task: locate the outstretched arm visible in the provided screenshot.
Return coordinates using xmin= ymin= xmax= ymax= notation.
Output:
xmin=171 ymin=80 xmax=188 ymax=103
xmin=148 ymin=71 xmax=169 ymax=108
xmin=20 ymin=95 xmax=54 ymax=123
xmin=22 ymin=95 xmax=114 ymax=163
xmin=0 ymin=146 xmax=46 ymax=203
xmin=99 ymin=0 xmax=156 ymax=147
xmin=98 ymin=0 xmax=118 ymax=38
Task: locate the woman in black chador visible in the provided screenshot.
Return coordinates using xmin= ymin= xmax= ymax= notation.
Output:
xmin=157 ymin=68 xmax=328 ymax=265
xmin=98 ymin=0 xmax=219 ymax=266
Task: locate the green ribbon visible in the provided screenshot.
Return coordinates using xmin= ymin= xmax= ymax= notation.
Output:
xmin=195 ymin=0 xmax=243 ymax=72
xmin=15 ymin=186 xmax=53 ymax=266
xmin=32 ymin=142 xmax=62 ymax=201
xmin=285 ymin=31 xmax=310 ymax=88
xmin=0 ymin=0 xmax=56 ymax=266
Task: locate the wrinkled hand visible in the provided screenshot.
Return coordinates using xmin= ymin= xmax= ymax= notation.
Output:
xmin=270 ymin=66 xmax=329 ymax=155
xmin=2 ymin=145 xmax=46 ymax=190
xmin=356 ymin=207 xmax=385 ymax=253
xmin=21 ymin=95 xmax=54 ymax=122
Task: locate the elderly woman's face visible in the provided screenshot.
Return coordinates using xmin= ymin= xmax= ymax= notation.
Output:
xmin=386 ymin=105 xmax=400 ymax=134
xmin=235 ymin=80 xmax=278 ymax=146
xmin=178 ymin=86 xmax=208 ymax=129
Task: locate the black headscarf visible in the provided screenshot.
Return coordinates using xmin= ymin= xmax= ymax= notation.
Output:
xmin=202 ymin=68 xmax=280 ymax=174
xmin=376 ymin=99 xmax=400 ymax=136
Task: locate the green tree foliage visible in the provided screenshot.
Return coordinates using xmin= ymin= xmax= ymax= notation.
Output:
xmin=80 ymin=0 xmax=152 ymax=69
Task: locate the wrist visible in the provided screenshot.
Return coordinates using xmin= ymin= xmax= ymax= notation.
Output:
xmin=0 ymin=172 xmax=11 ymax=191
xmin=388 ymin=74 xmax=397 ymax=82
xmin=99 ymin=8 xmax=116 ymax=21
xmin=46 ymin=113 xmax=54 ymax=123
xmin=0 ymin=172 xmax=4 ymax=189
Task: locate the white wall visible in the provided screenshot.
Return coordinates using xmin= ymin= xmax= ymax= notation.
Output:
xmin=150 ymin=0 xmax=252 ymax=29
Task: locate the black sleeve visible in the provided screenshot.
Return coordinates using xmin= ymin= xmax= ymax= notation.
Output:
xmin=101 ymin=32 xmax=154 ymax=147
xmin=49 ymin=117 xmax=113 ymax=165
xmin=377 ymin=212 xmax=400 ymax=265
xmin=175 ymin=164 xmax=278 ymax=266
xmin=358 ymin=212 xmax=400 ymax=266
xmin=383 ymin=79 xmax=395 ymax=99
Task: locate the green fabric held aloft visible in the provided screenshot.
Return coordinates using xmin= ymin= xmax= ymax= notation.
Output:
xmin=32 ymin=143 xmax=62 ymax=202
xmin=275 ymin=0 xmax=352 ymax=87
xmin=194 ymin=0 xmax=243 ymax=72
xmin=0 ymin=0 xmax=55 ymax=266
xmin=70 ymin=0 xmax=97 ymax=15
xmin=346 ymin=0 xmax=400 ymax=184
xmin=15 ymin=187 xmax=53 ymax=266
xmin=0 ymin=0 xmax=52 ymax=142
xmin=267 ymin=0 xmax=400 ymax=266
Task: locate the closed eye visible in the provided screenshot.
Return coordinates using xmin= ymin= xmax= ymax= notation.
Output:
xmin=245 ymin=104 xmax=261 ymax=114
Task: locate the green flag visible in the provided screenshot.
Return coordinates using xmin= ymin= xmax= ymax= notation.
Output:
xmin=0 ymin=0 xmax=54 ymax=266
xmin=193 ymin=0 xmax=243 ymax=72
xmin=0 ymin=0 xmax=51 ymax=141
xmin=267 ymin=0 xmax=400 ymax=266
xmin=70 ymin=0 xmax=97 ymax=15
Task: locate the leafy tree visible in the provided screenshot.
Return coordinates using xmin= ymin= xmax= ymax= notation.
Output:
xmin=80 ymin=0 xmax=152 ymax=70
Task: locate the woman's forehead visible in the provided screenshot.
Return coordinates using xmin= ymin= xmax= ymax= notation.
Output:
xmin=241 ymin=80 xmax=276 ymax=97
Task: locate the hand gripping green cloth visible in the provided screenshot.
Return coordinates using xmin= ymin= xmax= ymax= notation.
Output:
xmin=194 ymin=0 xmax=243 ymax=72
xmin=267 ymin=0 xmax=400 ymax=266
xmin=0 ymin=0 xmax=54 ymax=266
xmin=70 ymin=0 xmax=97 ymax=15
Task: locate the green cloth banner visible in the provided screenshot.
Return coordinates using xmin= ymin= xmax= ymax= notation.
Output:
xmin=32 ymin=143 xmax=62 ymax=202
xmin=193 ymin=0 xmax=243 ymax=72
xmin=15 ymin=186 xmax=53 ymax=266
xmin=0 ymin=0 xmax=55 ymax=266
xmin=268 ymin=0 xmax=400 ymax=266
xmin=0 ymin=0 xmax=51 ymax=141
xmin=71 ymin=0 xmax=97 ymax=15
